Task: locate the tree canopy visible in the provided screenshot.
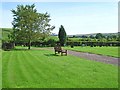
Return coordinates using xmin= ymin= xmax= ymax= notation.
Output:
xmin=11 ymin=4 xmax=55 ymax=49
xmin=95 ymin=33 xmax=103 ymax=39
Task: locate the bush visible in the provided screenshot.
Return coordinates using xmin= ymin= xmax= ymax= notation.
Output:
xmin=70 ymin=42 xmax=74 ymax=48
xmin=2 ymin=42 xmax=14 ymax=51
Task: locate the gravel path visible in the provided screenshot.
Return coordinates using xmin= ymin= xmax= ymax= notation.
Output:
xmin=68 ymin=50 xmax=119 ymax=66
xmin=32 ymin=47 xmax=119 ymax=66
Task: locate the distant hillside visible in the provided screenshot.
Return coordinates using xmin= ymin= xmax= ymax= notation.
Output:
xmin=68 ymin=32 xmax=119 ymax=38
xmin=0 ymin=28 xmax=13 ymax=40
xmin=0 ymin=28 xmax=2 ymax=39
xmin=1 ymin=28 xmax=119 ymax=40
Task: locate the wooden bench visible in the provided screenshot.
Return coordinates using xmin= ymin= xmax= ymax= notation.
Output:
xmin=54 ymin=46 xmax=67 ymax=56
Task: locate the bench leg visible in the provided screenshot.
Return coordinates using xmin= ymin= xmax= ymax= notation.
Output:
xmin=66 ymin=52 xmax=67 ymax=56
xmin=55 ymin=51 xmax=57 ymax=54
xmin=61 ymin=52 xmax=63 ymax=56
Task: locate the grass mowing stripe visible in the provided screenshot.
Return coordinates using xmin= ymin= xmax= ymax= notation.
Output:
xmin=27 ymin=50 xmax=78 ymax=87
xmin=20 ymin=51 xmax=52 ymax=88
xmin=18 ymin=51 xmax=39 ymax=82
xmin=50 ymin=55 xmax=117 ymax=88
xmin=26 ymin=51 xmax=62 ymax=80
xmin=24 ymin=51 xmax=67 ymax=88
xmin=21 ymin=51 xmax=46 ymax=80
xmin=14 ymin=51 xmax=35 ymax=88
xmin=2 ymin=52 xmax=11 ymax=88
xmin=7 ymin=51 xmax=21 ymax=88
xmin=28 ymin=50 xmax=118 ymax=88
xmin=2 ymin=48 xmax=118 ymax=88
xmin=2 ymin=51 xmax=11 ymax=59
xmin=27 ymin=50 xmax=116 ymax=88
xmin=3 ymin=51 xmax=15 ymax=88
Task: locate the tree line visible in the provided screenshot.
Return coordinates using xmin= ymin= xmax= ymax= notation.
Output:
xmin=69 ymin=33 xmax=120 ymax=42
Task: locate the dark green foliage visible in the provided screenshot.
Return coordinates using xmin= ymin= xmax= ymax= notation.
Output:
xmin=118 ymin=32 xmax=120 ymax=41
xmin=11 ymin=4 xmax=55 ymax=49
xmin=2 ymin=42 xmax=14 ymax=51
xmin=46 ymin=39 xmax=56 ymax=47
xmin=58 ymin=25 xmax=67 ymax=46
xmin=81 ymin=35 xmax=88 ymax=38
xmin=66 ymin=41 xmax=120 ymax=47
xmin=11 ymin=4 xmax=39 ymax=49
xmin=89 ymin=35 xmax=95 ymax=39
xmin=95 ymin=33 xmax=103 ymax=39
xmin=71 ymin=44 xmax=74 ymax=48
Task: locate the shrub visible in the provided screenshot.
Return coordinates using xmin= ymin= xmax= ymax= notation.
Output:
xmin=2 ymin=42 xmax=14 ymax=51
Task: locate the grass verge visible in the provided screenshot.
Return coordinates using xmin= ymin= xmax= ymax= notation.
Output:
xmin=2 ymin=47 xmax=118 ymax=88
xmin=64 ymin=46 xmax=119 ymax=58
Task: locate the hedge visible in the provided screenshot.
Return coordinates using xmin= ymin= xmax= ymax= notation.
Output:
xmin=6 ymin=41 xmax=120 ymax=47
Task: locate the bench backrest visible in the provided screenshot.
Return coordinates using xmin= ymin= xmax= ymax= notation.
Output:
xmin=54 ymin=46 xmax=62 ymax=51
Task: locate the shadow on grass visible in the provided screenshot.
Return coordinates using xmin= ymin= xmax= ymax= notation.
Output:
xmin=44 ymin=54 xmax=59 ymax=57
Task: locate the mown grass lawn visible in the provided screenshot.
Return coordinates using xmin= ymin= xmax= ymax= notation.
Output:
xmin=64 ymin=46 xmax=119 ymax=58
xmin=0 ymin=49 xmax=2 ymax=89
xmin=2 ymin=47 xmax=118 ymax=88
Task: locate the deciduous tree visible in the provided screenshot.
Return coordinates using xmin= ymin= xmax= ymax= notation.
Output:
xmin=11 ymin=4 xmax=55 ymax=49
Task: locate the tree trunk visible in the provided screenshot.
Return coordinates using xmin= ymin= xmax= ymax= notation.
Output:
xmin=28 ymin=40 xmax=31 ymax=49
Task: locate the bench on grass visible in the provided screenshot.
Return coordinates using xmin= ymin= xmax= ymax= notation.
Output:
xmin=54 ymin=46 xmax=67 ymax=56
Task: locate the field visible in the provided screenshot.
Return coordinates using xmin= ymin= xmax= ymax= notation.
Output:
xmin=45 ymin=36 xmax=59 ymax=41
xmin=0 ymin=45 xmax=2 ymax=89
xmin=64 ymin=46 xmax=119 ymax=58
xmin=2 ymin=47 xmax=118 ymax=88
xmin=68 ymin=38 xmax=80 ymax=41
xmin=1 ymin=28 xmax=13 ymax=40
xmin=1 ymin=28 xmax=59 ymax=42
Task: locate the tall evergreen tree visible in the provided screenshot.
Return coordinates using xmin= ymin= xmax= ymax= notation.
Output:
xmin=58 ymin=25 xmax=67 ymax=46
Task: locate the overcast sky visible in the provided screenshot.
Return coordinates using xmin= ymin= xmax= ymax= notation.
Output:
xmin=0 ymin=0 xmax=118 ymax=35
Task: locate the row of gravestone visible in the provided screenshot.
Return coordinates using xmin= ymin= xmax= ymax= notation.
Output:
xmin=66 ymin=41 xmax=120 ymax=47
